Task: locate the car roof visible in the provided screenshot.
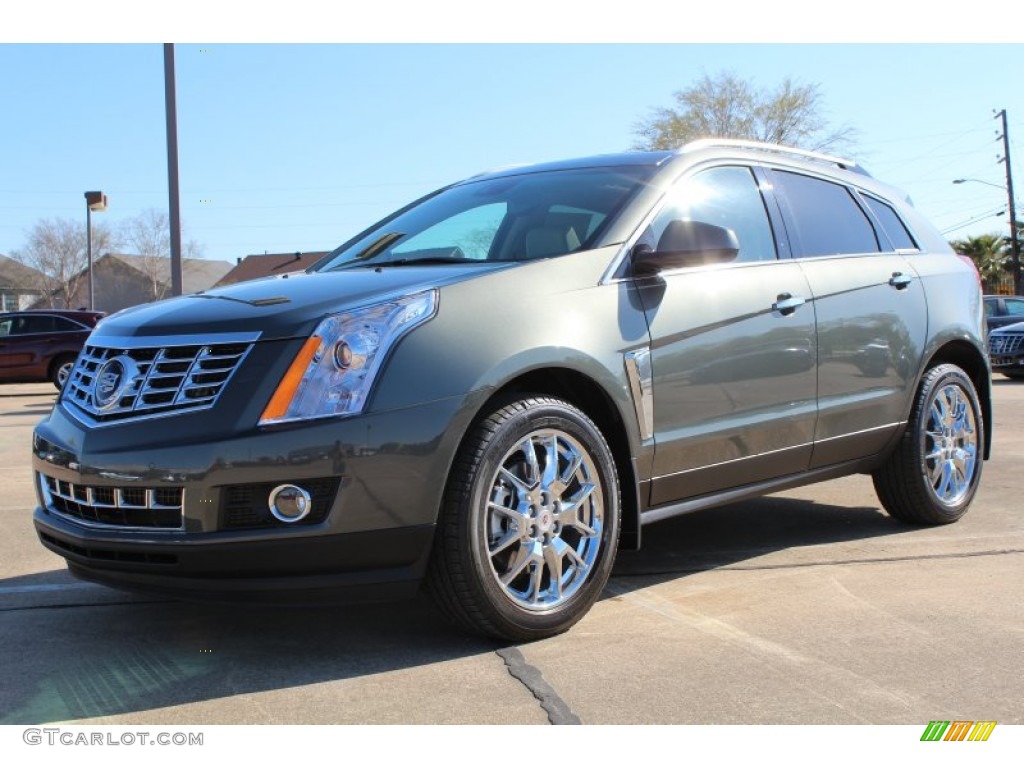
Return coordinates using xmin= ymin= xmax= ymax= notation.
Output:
xmin=465 ymin=151 xmax=676 ymax=183
xmin=1 ymin=309 xmax=104 ymax=321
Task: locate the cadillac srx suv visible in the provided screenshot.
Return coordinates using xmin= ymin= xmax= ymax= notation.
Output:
xmin=32 ymin=140 xmax=990 ymax=641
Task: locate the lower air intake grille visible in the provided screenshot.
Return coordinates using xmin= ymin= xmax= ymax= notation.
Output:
xmin=40 ymin=473 xmax=184 ymax=529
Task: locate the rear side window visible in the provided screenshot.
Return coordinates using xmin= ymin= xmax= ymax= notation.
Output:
xmin=772 ymin=170 xmax=880 ymax=257
xmin=863 ymin=195 xmax=918 ymax=250
xmin=1005 ymin=299 xmax=1024 ymax=315
xmin=51 ymin=316 xmax=85 ymax=332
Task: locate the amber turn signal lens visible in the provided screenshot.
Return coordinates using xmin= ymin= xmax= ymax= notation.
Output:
xmin=260 ymin=335 xmax=322 ymax=423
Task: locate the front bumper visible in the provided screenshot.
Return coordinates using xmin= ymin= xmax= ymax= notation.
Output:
xmin=988 ymin=332 xmax=1024 ymax=375
xmin=32 ymin=393 xmax=469 ymax=601
xmin=989 ymin=352 xmax=1024 ymax=375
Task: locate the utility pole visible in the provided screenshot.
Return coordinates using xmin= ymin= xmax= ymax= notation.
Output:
xmin=164 ymin=43 xmax=184 ymax=297
xmin=996 ymin=109 xmax=1021 ymax=295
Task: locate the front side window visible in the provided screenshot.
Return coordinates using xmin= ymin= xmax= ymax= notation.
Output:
xmin=639 ymin=166 xmax=777 ymax=264
xmin=316 ymin=167 xmax=654 ymax=271
xmin=17 ymin=316 xmax=56 ymax=334
xmin=772 ymin=170 xmax=880 ymax=257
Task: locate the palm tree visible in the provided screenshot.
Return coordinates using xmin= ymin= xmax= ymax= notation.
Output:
xmin=949 ymin=233 xmax=1009 ymax=291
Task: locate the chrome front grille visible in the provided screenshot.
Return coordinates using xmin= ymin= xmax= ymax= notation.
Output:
xmin=62 ymin=337 xmax=253 ymax=424
xmin=989 ymin=333 xmax=1024 ymax=355
xmin=40 ymin=473 xmax=184 ymax=529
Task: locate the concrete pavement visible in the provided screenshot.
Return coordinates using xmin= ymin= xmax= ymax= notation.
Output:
xmin=1 ymin=380 xmax=1021 ymax=725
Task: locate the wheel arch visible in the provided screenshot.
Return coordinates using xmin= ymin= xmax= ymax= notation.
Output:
xmin=919 ymin=340 xmax=992 ymax=460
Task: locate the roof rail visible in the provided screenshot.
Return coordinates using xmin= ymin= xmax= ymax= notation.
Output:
xmin=679 ymin=138 xmax=870 ymax=177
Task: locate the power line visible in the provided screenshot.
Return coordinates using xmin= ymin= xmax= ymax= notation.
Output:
xmin=941 ymin=208 xmax=1006 ymax=235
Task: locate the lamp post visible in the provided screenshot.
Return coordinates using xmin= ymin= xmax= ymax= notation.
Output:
xmin=84 ymin=191 xmax=107 ymax=310
xmin=953 ymin=177 xmax=1021 ymax=295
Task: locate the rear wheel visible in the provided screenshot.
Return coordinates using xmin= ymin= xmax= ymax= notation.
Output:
xmin=427 ymin=397 xmax=620 ymax=641
xmin=873 ymin=363 xmax=983 ymax=525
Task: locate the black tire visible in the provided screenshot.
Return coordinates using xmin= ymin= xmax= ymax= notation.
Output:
xmin=50 ymin=354 xmax=77 ymax=390
xmin=872 ymin=363 xmax=983 ymax=525
xmin=1003 ymin=371 xmax=1024 ymax=381
xmin=426 ymin=396 xmax=620 ymax=642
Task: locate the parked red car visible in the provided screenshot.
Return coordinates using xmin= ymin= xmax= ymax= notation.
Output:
xmin=0 ymin=310 xmax=104 ymax=388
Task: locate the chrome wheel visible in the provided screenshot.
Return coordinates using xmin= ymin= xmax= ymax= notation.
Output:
xmin=923 ymin=382 xmax=978 ymax=506
xmin=873 ymin=363 xmax=983 ymax=526
xmin=427 ymin=397 xmax=620 ymax=641
xmin=485 ymin=429 xmax=603 ymax=612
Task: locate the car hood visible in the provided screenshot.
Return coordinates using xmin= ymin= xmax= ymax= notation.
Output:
xmin=990 ymin=319 xmax=1024 ymax=334
xmin=93 ymin=263 xmax=514 ymax=342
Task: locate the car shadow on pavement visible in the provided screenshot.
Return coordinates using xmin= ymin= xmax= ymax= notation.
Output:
xmin=612 ymin=494 xmax=902 ymax=584
xmin=1 ymin=496 xmax=904 ymax=725
xmin=0 ymin=576 xmax=497 ymax=725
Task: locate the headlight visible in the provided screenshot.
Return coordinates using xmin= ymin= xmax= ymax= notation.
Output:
xmin=259 ymin=290 xmax=437 ymax=425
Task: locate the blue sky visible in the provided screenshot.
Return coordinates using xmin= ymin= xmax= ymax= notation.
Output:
xmin=1 ymin=41 xmax=1022 ymax=263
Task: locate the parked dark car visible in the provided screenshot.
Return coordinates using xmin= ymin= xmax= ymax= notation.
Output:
xmin=32 ymin=140 xmax=990 ymax=641
xmin=987 ymin=320 xmax=1024 ymax=379
xmin=984 ymin=295 xmax=1024 ymax=331
xmin=0 ymin=310 xmax=104 ymax=388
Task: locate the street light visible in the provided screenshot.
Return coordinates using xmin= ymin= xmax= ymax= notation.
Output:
xmin=953 ymin=177 xmax=1005 ymax=191
xmin=84 ymin=191 xmax=107 ymax=310
xmin=952 ymin=177 xmax=1021 ymax=294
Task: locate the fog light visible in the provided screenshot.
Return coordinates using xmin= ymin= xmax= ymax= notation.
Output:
xmin=268 ymin=484 xmax=312 ymax=523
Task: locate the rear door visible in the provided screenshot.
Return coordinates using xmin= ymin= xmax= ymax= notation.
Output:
xmin=3 ymin=314 xmax=57 ymax=378
xmin=638 ymin=165 xmax=818 ymax=506
xmin=768 ymin=169 xmax=928 ymax=467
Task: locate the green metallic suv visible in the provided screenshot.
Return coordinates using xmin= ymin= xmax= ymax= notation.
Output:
xmin=33 ymin=140 xmax=990 ymax=641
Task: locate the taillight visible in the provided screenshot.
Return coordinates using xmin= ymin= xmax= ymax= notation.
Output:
xmin=955 ymin=253 xmax=982 ymax=287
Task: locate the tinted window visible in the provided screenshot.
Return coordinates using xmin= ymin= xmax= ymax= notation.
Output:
xmin=641 ymin=166 xmax=777 ymax=264
xmin=51 ymin=316 xmax=84 ymax=332
xmin=1005 ymin=299 xmax=1024 ymax=314
xmin=773 ymin=170 xmax=879 ymax=257
xmin=9 ymin=315 xmax=55 ymax=334
xmin=863 ymin=195 xmax=917 ymax=250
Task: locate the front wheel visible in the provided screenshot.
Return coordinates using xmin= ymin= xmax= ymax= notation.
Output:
xmin=427 ymin=397 xmax=620 ymax=641
xmin=873 ymin=363 xmax=983 ymax=525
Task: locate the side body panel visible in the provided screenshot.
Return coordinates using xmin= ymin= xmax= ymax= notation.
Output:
xmin=641 ymin=260 xmax=817 ymax=505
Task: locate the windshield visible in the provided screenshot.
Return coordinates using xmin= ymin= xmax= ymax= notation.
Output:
xmin=315 ymin=167 xmax=654 ymax=271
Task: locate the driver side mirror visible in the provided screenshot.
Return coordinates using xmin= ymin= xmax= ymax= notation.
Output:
xmin=632 ymin=220 xmax=740 ymax=275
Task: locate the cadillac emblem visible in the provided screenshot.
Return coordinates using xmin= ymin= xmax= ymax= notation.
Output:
xmin=92 ymin=356 xmax=138 ymax=411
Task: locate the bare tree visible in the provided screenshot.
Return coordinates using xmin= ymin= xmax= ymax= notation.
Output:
xmin=12 ymin=217 xmax=121 ymax=308
xmin=632 ymin=71 xmax=856 ymax=152
xmin=120 ymin=208 xmax=205 ymax=301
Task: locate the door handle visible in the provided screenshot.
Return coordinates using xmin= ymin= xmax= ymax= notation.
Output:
xmin=772 ymin=293 xmax=806 ymax=316
xmin=889 ymin=271 xmax=913 ymax=290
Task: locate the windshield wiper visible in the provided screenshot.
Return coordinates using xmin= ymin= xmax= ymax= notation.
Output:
xmin=376 ymin=256 xmax=482 ymax=266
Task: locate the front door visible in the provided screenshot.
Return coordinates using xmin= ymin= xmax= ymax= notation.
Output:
xmin=637 ymin=166 xmax=818 ymax=506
